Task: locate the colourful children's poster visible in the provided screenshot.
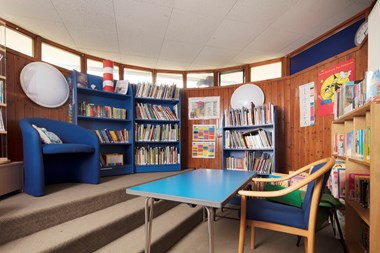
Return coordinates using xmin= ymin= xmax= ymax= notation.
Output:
xmin=317 ymin=59 xmax=355 ymax=116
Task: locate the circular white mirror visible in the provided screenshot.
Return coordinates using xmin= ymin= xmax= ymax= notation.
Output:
xmin=20 ymin=62 xmax=69 ymax=108
xmin=231 ymin=84 xmax=265 ymax=109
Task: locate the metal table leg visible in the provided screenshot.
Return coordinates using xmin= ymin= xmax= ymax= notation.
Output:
xmin=205 ymin=206 xmax=215 ymax=253
xmin=145 ymin=197 xmax=154 ymax=253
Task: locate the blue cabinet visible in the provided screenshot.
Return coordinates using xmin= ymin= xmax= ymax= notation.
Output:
xmin=71 ymin=71 xmax=134 ymax=176
xmin=133 ymin=84 xmax=181 ymax=173
xmin=222 ymin=104 xmax=277 ymax=175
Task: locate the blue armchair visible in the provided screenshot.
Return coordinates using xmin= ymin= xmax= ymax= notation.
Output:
xmin=238 ymin=157 xmax=335 ymax=253
xmin=19 ymin=118 xmax=100 ymax=197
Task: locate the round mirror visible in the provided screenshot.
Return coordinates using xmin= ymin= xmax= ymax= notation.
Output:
xmin=231 ymin=84 xmax=265 ymax=109
xmin=20 ymin=62 xmax=69 ymax=108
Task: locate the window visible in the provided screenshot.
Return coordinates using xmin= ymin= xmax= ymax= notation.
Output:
xmin=220 ymin=70 xmax=244 ymax=86
xmin=41 ymin=43 xmax=80 ymax=71
xmin=123 ymin=68 xmax=152 ymax=84
xmin=250 ymin=62 xmax=282 ymax=82
xmin=5 ymin=27 xmax=33 ymax=57
xmin=187 ymin=73 xmax=214 ymax=88
xmin=87 ymin=59 xmax=120 ymax=80
xmin=156 ymin=73 xmax=183 ymax=88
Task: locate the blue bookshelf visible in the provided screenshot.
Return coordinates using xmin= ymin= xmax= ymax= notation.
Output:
xmin=222 ymin=105 xmax=277 ymax=176
xmin=133 ymin=85 xmax=181 ymax=173
xmin=71 ymin=71 xmax=134 ymax=176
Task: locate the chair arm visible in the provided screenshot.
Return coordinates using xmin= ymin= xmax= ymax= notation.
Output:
xmin=240 ymin=157 xmax=335 ymax=198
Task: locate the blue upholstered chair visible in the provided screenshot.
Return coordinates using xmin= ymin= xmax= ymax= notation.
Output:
xmin=238 ymin=157 xmax=335 ymax=253
xmin=19 ymin=118 xmax=100 ymax=197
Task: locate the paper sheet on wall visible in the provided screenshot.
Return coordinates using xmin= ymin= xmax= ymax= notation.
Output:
xmin=299 ymin=82 xmax=315 ymax=127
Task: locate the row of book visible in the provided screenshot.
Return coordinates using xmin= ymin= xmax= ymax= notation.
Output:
xmin=327 ymin=161 xmax=346 ymax=199
xmin=135 ymin=146 xmax=180 ymax=165
xmin=135 ymin=123 xmax=179 ymax=142
xmin=225 ymin=151 xmax=273 ymax=174
xmin=135 ymin=82 xmax=179 ymax=100
xmin=78 ymin=101 xmax=127 ymax=120
xmin=348 ymin=173 xmax=370 ymax=208
xmin=224 ymin=102 xmax=274 ymax=127
xmin=334 ymin=68 xmax=380 ymax=119
xmin=224 ymin=128 xmax=273 ymax=149
xmin=0 ymin=80 xmax=4 ymax=104
xmin=135 ymin=102 xmax=178 ymax=121
xmin=100 ymin=153 xmax=124 ymax=167
xmin=94 ymin=129 xmax=129 ymax=143
xmin=332 ymin=127 xmax=370 ymax=162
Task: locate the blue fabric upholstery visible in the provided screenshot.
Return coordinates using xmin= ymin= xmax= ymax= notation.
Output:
xmin=246 ymin=161 xmax=328 ymax=229
xmin=19 ymin=118 xmax=100 ymax=197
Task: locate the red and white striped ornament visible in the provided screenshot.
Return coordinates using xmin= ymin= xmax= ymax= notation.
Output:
xmin=103 ymin=60 xmax=114 ymax=92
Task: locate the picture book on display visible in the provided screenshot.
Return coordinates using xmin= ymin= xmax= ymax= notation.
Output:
xmin=76 ymin=71 xmax=88 ymax=89
xmin=115 ymin=80 xmax=129 ymax=95
xmin=365 ymin=69 xmax=380 ymax=102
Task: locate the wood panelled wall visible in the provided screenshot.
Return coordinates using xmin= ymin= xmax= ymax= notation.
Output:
xmin=181 ymin=44 xmax=368 ymax=173
xmin=6 ymin=44 xmax=368 ymax=173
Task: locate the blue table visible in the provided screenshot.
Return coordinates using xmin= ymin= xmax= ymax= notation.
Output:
xmin=126 ymin=169 xmax=256 ymax=253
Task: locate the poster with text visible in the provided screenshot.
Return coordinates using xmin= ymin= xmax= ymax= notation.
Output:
xmin=193 ymin=124 xmax=216 ymax=141
xmin=188 ymin=96 xmax=220 ymax=119
xmin=317 ymin=58 xmax=355 ymax=116
xmin=299 ymin=82 xmax=315 ymax=127
xmin=192 ymin=142 xmax=215 ymax=158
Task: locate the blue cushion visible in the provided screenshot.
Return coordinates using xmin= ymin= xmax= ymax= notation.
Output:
xmin=42 ymin=144 xmax=95 ymax=154
xmin=247 ymin=198 xmax=307 ymax=229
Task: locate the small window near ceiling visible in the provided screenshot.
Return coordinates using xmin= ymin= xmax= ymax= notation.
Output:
xmin=87 ymin=59 xmax=119 ymax=80
xmin=156 ymin=73 xmax=183 ymax=88
xmin=250 ymin=62 xmax=282 ymax=82
xmin=187 ymin=73 xmax=214 ymax=88
xmin=41 ymin=43 xmax=80 ymax=71
xmin=220 ymin=70 xmax=244 ymax=86
xmin=5 ymin=27 xmax=33 ymax=57
xmin=124 ymin=68 xmax=152 ymax=84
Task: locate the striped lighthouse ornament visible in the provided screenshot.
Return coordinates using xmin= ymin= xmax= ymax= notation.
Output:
xmin=103 ymin=60 xmax=114 ymax=92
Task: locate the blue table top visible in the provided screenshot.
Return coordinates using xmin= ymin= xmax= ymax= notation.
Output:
xmin=126 ymin=169 xmax=256 ymax=208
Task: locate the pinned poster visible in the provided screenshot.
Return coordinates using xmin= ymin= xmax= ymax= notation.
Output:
xmin=317 ymin=58 xmax=355 ymax=116
xmin=299 ymin=82 xmax=315 ymax=127
xmin=192 ymin=142 xmax=215 ymax=158
xmin=193 ymin=124 xmax=216 ymax=141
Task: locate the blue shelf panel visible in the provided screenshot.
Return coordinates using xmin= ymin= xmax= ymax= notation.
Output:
xmin=78 ymin=116 xmax=131 ymax=123
xmin=135 ymin=97 xmax=179 ymax=105
xmin=100 ymin=164 xmax=134 ymax=176
xmin=78 ymin=87 xmax=133 ymax=100
xmin=135 ymin=164 xmax=181 ymax=173
xmin=223 ymin=124 xmax=274 ymax=130
xmin=134 ymin=118 xmax=180 ymax=123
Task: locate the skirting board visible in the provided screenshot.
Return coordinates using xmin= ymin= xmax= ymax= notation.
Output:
xmin=0 ymin=161 xmax=23 ymax=196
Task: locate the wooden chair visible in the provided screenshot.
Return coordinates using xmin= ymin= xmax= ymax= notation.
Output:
xmin=238 ymin=157 xmax=336 ymax=253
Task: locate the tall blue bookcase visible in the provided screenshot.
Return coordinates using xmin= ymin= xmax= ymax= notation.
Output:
xmin=71 ymin=71 xmax=134 ymax=176
xmin=133 ymin=84 xmax=181 ymax=173
xmin=222 ymin=104 xmax=277 ymax=175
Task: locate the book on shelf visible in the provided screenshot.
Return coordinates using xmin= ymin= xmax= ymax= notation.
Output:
xmin=333 ymin=80 xmax=365 ymax=119
xmin=0 ymin=80 xmax=3 ymax=104
xmin=76 ymin=71 xmax=88 ymax=89
xmin=224 ymin=102 xmax=274 ymax=127
xmin=365 ymin=68 xmax=380 ymax=102
xmin=346 ymin=130 xmax=354 ymax=158
xmin=115 ymin=80 xmax=129 ymax=94
xmin=0 ymin=110 xmax=5 ymax=131
xmin=135 ymin=82 xmax=179 ymax=100
xmin=105 ymin=153 xmax=124 ymax=166
xmin=347 ymin=173 xmax=370 ymax=203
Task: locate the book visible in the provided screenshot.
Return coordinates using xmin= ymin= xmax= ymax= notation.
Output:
xmin=76 ymin=71 xmax=88 ymax=88
xmin=115 ymin=80 xmax=129 ymax=94
xmin=365 ymin=69 xmax=380 ymax=102
xmin=342 ymin=81 xmax=356 ymax=114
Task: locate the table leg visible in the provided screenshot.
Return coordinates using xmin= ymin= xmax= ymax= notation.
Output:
xmin=145 ymin=197 xmax=154 ymax=253
xmin=205 ymin=206 xmax=215 ymax=253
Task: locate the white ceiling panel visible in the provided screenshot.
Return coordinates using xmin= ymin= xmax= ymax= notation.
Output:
xmin=0 ymin=0 xmax=374 ymax=70
xmin=174 ymin=0 xmax=236 ymax=18
xmin=165 ymin=9 xmax=223 ymax=44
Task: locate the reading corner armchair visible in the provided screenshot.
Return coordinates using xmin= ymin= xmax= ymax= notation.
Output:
xmin=238 ymin=157 xmax=335 ymax=253
xmin=19 ymin=118 xmax=100 ymax=197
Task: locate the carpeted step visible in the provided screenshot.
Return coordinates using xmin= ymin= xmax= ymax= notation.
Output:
xmin=0 ymin=197 xmax=179 ymax=253
xmin=0 ymin=170 xmax=189 ymax=245
xmin=95 ymin=203 xmax=204 ymax=253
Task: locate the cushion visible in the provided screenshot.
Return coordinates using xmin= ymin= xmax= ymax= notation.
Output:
xmin=32 ymin=124 xmax=62 ymax=144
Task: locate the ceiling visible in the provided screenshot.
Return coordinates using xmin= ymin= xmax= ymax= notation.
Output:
xmin=0 ymin=0 xmax=374 ymax=71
